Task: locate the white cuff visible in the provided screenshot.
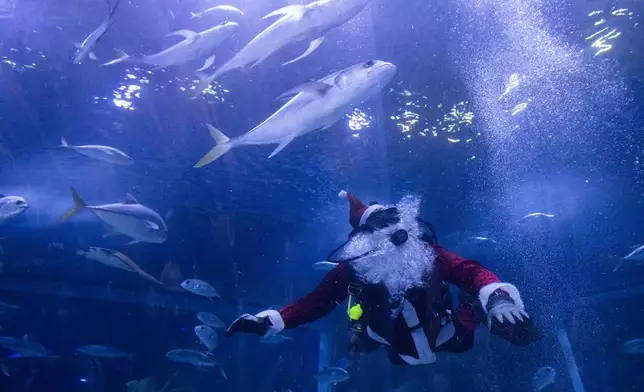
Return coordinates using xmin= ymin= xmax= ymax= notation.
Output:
xmin=256 ymin=310 xmax=285 ymax=337
xmin=478 ymin=283 xmax=524 ymax=312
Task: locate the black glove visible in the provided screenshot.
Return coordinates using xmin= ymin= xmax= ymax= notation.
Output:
xmin=225 ymin=314 xmax=271 ymax=338
xmin=487 ymin=289 xmax=542 ymax=346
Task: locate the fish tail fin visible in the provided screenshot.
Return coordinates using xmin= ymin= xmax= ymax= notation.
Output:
xmin=60 ymin=137 xmax=69 ymax=147
xmin=194 ymin=124 xmax=233 ymax=167
xmin=59 ymin=187 xmax=87 ymax=221
xmin=193 ymin=71 xmax=216 ymax=97
xmin=190 ymin=12 xmax=198 ymax=18
xmin=101 ymin=49 xmax=129 ymax=67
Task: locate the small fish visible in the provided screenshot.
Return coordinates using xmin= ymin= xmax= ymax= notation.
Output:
xmin=521 ymin=212 xmax=557 ymax=220
xmin=621 ymin=338 xmax=644 ymax=355
xmin=532 ymin=366 xmax=556 ymax=392
xmin=76 ymin=345 xmax=129 ymax=359
xmin=194 ymin=325 xmax=218 ymax=351
xmin=60 ymin=188 xmax=168 ymax=244
xmin=165 ymin=349 xmax=215 ymax=371
xmin=313 ymin=261 xmax=339 ymax=271
xmin=197 ymin=312 xmax=226 ymax=329
xmin=260 ymin=335 xmax=292 ymax=344
xmin=0 ymin=337 xmax=47 ymax=357
xmin=191 ymin=5 xmax=244 ymax=19
xmin=77 ymin=247 xmax=162 ymax=285
xmin=315 ymin=366 xmax=350 ymax=384
xmin=72 ymin=0 xmax=121 ymax=64
xmin=0 ymin=301 xmax=19 ymax=312
xmin=60 ymin=137 xmax=133 ymax=165
xmin=614 ymin=244 xmax=644 ymax=272
xmin=181 ymin=279 xmax=220 ymax=298
xmin=0 ymin=195 xmax=28 ymax=223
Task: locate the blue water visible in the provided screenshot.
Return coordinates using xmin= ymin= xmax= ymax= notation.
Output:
xmin=0 ymin=0 xmax=643 ymax=391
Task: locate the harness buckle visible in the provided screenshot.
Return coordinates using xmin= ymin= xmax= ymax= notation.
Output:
xmin=348 ymin=282 xmax=363 ymax=296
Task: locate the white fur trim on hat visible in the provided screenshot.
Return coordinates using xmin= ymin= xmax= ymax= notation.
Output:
xmin=339 ymin=190 xmax=348 ymax=199
xmin=478 ymin=283 xmax=524 ymax=312
xmin=255 ymin=309 xmax=285 ymax=337
xmin=359 ymin=204 xmax=385 ymax=227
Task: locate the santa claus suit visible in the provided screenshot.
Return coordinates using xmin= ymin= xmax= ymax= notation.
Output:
xmin=255 ymin=192 xmax=526 ymax=366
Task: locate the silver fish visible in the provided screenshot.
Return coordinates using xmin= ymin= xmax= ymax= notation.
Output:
xmin=0 ymin=336 xmax=47 ymax=357
xmin=194 ymin=60 xmax=396 ymax=166
xmin=197 ymin=0 xmax=371 ymax=89
xmin=60 ymin=188 xmax=168 ymax=244
xmin=521 ymin=212 xmax=557 ymax=220
xmin=315 ymin=366 xmax=350 ymax=384
xmin=194 ymin=325 xmax=218 ymax=351
xmin=76 ymin=345 xmax=129 ymax=359
xmin=103 ymin=22 xmax=238 ymax=71
xmin=0 ymin=301 xmax=19 ymax=312
xmin=312 ymin=261 xmax=338 ymax=271
xmin=197 ymin=312 xmax=226 ymax=329
xmin=532 ymin=366 xmax=556 ymax=392
xmin=0 ymin=195 xmax=28 ymax=222
xmin=181 ymin=279 xmax=219 ymax=298
xmin=165 ymin=349 xmax=216 ymax=371
xmin=614 ymin=245 xmax=644 ymax=272
xmin=191 ymin=5 xmax=244 ymax=19
xmin=76 ymin=247 xmax=163 ymax=285
xmin=260 ymin=335 xmax=292 ymax=344
xmin=621 ymin=338 xmax=644 ymax=355
xmin=60 ymin=137 xmax=133 ymax=165
xmin=72 ymin=0 xmax=121 ymax=64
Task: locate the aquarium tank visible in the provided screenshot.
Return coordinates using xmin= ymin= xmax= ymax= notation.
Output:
xmin=0 ymin=0 xmax=643 ymax=391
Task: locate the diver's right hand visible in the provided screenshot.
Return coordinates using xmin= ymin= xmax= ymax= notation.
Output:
xmin=226 ymin=314 xmax=270 ymax=337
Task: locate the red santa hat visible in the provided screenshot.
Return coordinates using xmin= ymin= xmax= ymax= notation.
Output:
xmin=339 ymin=190 xmax=386 ymax=230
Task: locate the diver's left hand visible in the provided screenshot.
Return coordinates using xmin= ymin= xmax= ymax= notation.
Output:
xmin=486 ymin=289 xmax=530 ymax=328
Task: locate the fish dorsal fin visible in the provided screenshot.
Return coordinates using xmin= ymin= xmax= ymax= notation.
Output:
xmin=144 ymin=220 xmax=160 ymax=230
xmin=262 ymin=5 xmax=307 ymax=20
xmin=275 ymin=81 xmax=333 ymax=102
xmin=124 ymin=193 xmax=139 ymax=204
xmin=165 ymin=29 xmax=199 ymax=44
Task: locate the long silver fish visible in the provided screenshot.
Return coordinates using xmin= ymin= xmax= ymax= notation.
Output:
xmin=194 ymin=60 xmax=396 ymax=166
xmin=102 ymin=22 xmax=238 ymax=71
xmin=76 ymin=345 xmax=130 ymax=359
xmin=60 ymin=137 xmax=133 ymax=165
xmin=191 ymin=5 xmax=244 ymax=19
xmin=0 ymin=336 xmax=48 ymax=358
xmin=194 ymin=325 xmax=218 ymax=351
xmin=614 ymin=244 xmax=644 ymax=272
xmin=60 ymin=188 xmax=168 ymax=244
xmin=72 ymin=0 xmax=121 ymax=64
xmin=0 ymin=194 xmax=28 ymax=223
xmin=0 ymin=301 xmax=19 ymax=312
xmin=165 ymin=349 xmax=216 ymax=371
xmin=77 ymin=247 xmax=163 ymax=285
xmin=196 ymin=0 xmax=371 ymax=91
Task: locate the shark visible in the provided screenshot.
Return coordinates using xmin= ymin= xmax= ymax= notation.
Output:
xmin=194 ymin=60 xmax=396 ymax=167
xmin=102 ymin=22 xmax=238 ymax=71
xmin=195 ymin=0 xmax=370 ymax=93
xmin=72 ymin=0 xmax=121 ymax=64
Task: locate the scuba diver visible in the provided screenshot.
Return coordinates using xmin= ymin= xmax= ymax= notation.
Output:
xmin=226 ymin=191 xmax=541 ymax=366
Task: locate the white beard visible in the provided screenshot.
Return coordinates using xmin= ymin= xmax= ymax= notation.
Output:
xmin=344 ymin=196 xmax=435 ymax=300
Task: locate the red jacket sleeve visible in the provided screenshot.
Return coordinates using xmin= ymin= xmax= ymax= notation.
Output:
xmin=434 ymin=245 xmax=500 ymax=293
xmin=279 ymin=263 xmax=351 ymax=329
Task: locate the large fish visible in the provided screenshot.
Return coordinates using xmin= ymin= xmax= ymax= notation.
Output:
xmin=191 ymin=5 xmax=244 ymax=19
xmin=60 ymin=188 xmax=168 ymax=244
xmin=0 ymin=336 xmax=48 ymax=358
xmin=0 ymin=194 xmax=28 ymax=223
xmin=76 ymin=345 xmax=130 ymax=359
xmin=196 ymin=0 xmax=371 ymax=92
xmin=194 ymin=60 xmax=396 ymax=166
xmin=103 ymin=22 xmax=238 ymax=71
xmin=77 ymin=247 xmax=162 ymax=285
xmin=60 ymin=137 xmax=133 ymax=165
xmin=72 ymin=0 xmax=121 ymax=64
